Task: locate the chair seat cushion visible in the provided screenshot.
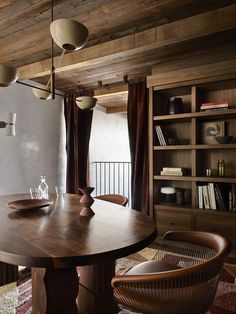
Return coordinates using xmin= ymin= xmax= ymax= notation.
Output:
xmin=126 ymin=260 xmax=181 ymax=275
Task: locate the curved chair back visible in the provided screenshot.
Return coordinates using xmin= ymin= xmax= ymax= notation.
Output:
xmin=94 ymin=194 xmax=128 ymax=206
xmin=112 ymin=231 xmax=231 ymax=314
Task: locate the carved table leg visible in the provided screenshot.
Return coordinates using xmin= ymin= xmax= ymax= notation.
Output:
xmin=78 ymin=260 xmax=118 ymax=314
xmin=32 ymin=267 xmax=79 ymax=314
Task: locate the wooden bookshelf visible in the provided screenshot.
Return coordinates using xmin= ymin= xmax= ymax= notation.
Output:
xmin=147 ymin=75 xmax=236 ymax=259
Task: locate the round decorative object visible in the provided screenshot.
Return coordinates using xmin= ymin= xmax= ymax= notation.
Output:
xmin=0 ymin=64 xmax=18 ymax=87
xmin=75 ymin=96 xmax=97 ymax=110
xmin=32 ymin=86 xmax=52 ymax=100
xmin=215 ymin=136 xmax=233 ymax=144
xmin=160 ymin=187 xmax=176 ymax=194
xmin=168 ymin=138 xmax=177 ymax=145
xmin=50 ymin=19 xmax=89 ymax=51
xmin=176 ymin=189 xmax=184 ymax=205
xmin=8 ymin=199 xmax=53 ymax=211
xmin=168 ymin=97 xmax=183 ymax=114
xmin=160 ymin=187 xmax=176 ymax=203
xmin=179 ymin=138 xmax=190 ymax=145
xmin=79 ymin=187 xmax=95 ymax=217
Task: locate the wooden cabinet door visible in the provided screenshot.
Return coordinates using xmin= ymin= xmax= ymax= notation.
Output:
xmin=195 ymin=213 xmax=236 ymax=248
xmin=156 ymin=210 xmax=192 ymax=236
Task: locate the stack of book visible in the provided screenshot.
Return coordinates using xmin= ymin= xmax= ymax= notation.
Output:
xmin=200 ymin=101 xmax=229 ymax=111
xmin=160 ymin=167 xmax=183 ymax=176
xmin=197 ymin=183 xmax=236 ymax=211
xmin=155 ymin=125 xmax=167 ymax=146
xmin=198 ymin=183 xmax=217 ymax=210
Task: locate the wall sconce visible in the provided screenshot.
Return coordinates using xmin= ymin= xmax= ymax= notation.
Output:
xmin=0 ymin=112 xmax=16 ymax=136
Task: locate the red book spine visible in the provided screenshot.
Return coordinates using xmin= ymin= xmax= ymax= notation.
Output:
xmin=201 ymin=100 xmax=229 ymax=107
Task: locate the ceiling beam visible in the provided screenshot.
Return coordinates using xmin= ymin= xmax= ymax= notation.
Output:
xmin=18 ymin=4 xmax=236 ymax=81
xmin=106 ymin=106 xmax=127 ymax=114
xmin=94 ymin=85 xmax=128 ymax=97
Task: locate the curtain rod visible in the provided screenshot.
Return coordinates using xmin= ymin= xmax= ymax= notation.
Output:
xmin=76 ymin=76 xmax=146 ymax=92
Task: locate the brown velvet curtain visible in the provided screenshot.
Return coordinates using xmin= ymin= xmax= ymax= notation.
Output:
xmin=64 ymin=92 xmax=93 ymax=194
xmin=127 ymin=78 xmax=149 ymax=215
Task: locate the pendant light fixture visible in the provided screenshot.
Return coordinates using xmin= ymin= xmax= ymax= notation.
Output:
xmin=33 ymin=0 xmax=90 ymax=103
xmin=0 ymin=64 xmax=18 ymax=87
xmin=75 ymin=96 xmax=97 ymax=111
xmin=0 ymin=0 xmax=97 ymax=110
xmin=50 ymin=19 xmax=89 ymax=51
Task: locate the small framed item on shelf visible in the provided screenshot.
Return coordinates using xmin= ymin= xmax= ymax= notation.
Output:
xmin=201 ymin=120 xmax=225 ymax=144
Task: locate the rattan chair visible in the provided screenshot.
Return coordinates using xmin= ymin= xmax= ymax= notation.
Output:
xmin=94 ymin=194 xmax=128 ymax=206
xmin=112 ymin=231 xmax=231 ymax=314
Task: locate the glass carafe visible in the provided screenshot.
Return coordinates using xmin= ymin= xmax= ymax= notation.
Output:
xmin=38 ymin=174 xmax=49 ymax=199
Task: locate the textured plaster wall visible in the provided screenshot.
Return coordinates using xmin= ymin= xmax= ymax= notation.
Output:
xmin=0 ymin=80 xmax=66 ymax=195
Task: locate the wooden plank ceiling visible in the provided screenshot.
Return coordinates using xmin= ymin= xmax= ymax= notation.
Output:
xmin=1 ymin=0 xmax=236 ymax=112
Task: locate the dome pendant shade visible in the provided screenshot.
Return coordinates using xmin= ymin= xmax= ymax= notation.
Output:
xmin=0 ymin=64 xmax=18 ymax=87
xmin=50 ymin=19 xmax=89 ymax=51
xmin=76 ymin=96 xmax=97 ymax=110
xmin=32 ymin=85 xmax=52 ymax=100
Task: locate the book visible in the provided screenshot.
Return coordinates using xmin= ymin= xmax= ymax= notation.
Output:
xmin=201 ymin=101 xmax=229 ymax=107
xmin=229 ymin=191 xmax=233 ymax=211
xmin=163 ymin=167 xmax=182 ymax=172
xmin=158 ymin=126 xmax=167 ymax=145
xmin=202 ymin=185 xmax=210 ymax=209
xmin=200 ymin=104 xmax=228 ymax=109
xmin=155 ymin=126 xmax=164 ymax=145
xmin=200 ymin=107 xmax=229 ymax=111
xmin=215 ymin=184 xmax=227 ymax=211
xmin=160 ymin=171 xmax=183 ymax=176
xmin=214 ymin=186 xmax=225 ymax=211
xmin=208 ymin=183 xmax=217 ymax=210
xmin=231 ymin=184 xmax=236 ymax=211
xmin=198 ymin=186 xmax=203 ymax=209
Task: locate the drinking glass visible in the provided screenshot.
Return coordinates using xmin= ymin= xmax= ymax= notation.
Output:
xmin=30 ymin=187 xmax=39 ymax=199
xmin=55 ymin=185 xmax=64 ymax=198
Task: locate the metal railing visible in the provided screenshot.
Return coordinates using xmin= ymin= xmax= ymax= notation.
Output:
xmin=90 ymin=161 xmax=131 ymax=206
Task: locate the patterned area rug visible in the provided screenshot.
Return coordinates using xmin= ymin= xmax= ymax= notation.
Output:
xmin=0 ymin=247 xmax=235 ymax=314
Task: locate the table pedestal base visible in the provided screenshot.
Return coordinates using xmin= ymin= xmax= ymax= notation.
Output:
xmin=78 ymin=260 xmax=118 ymax=314
xmin=0 ymin=262 xmax=18 ymax=285
xmin=32 ymin=267 xmax=79 ymax=314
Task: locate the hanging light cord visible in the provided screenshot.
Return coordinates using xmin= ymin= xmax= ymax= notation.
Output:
xmin=45 ymin=49 xmax=65 ymax=89
xmin=42 ymin=0 xmax=66 ymax=95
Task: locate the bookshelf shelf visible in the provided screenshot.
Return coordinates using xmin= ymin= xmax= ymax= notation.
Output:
xmin=195 ymin=176 xmax=236 ymax=183
xmin=154 ymin=175 xmax=193 ymax=181
xmin=154 ymin=176 xmax=236 ymax=183
xmin=154 ymin=145 xmax=193 ymax=150
xmin=153 ymin=108 xmax=236 ymax=121
xmin=195 ymin=144 xmax=236 ymax=149
xmin=148 ymin=74 xmax=236 ymax=255
xmin=154 ymin=144 xmax=236 ymax=150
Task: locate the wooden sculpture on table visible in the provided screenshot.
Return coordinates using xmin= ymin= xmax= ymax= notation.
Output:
xmin=79 ymin=187 xmax=95 ymax=217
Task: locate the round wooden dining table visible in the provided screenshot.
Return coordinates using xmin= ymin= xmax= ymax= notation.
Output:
xmin=0 ymin=193 xmax=157 ymax=314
